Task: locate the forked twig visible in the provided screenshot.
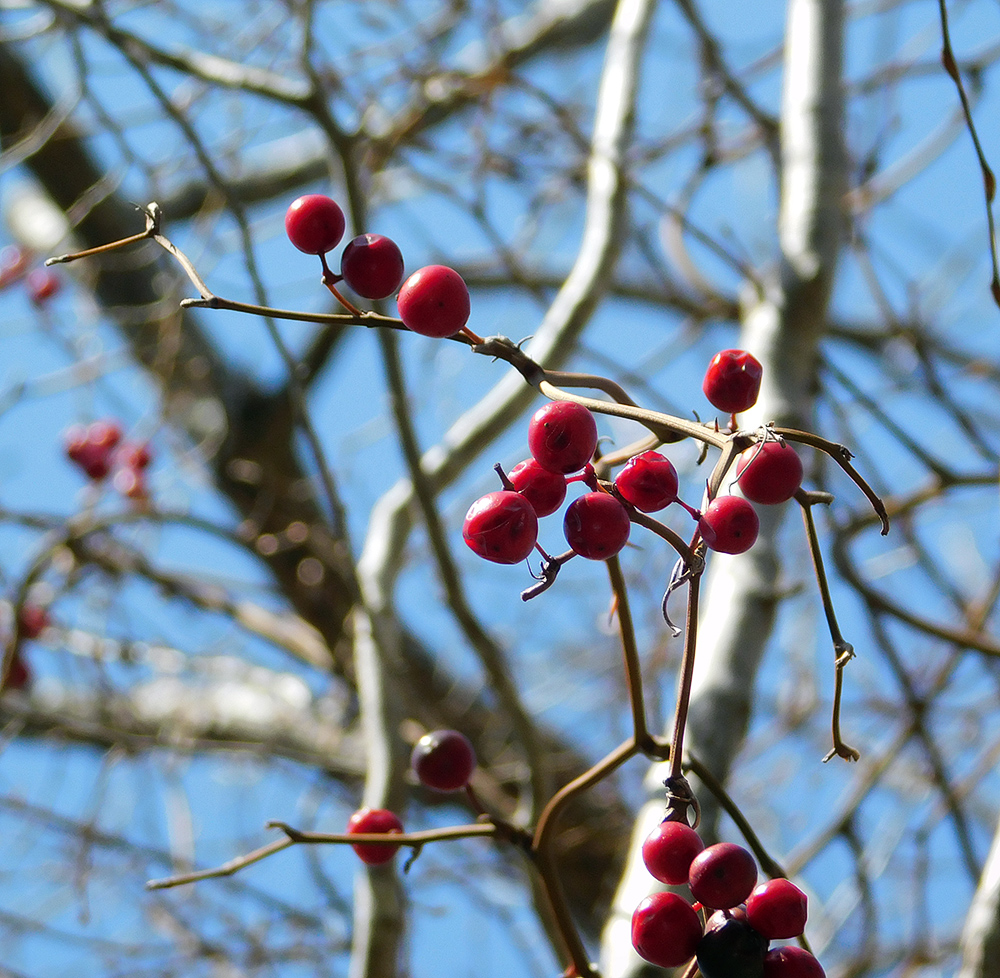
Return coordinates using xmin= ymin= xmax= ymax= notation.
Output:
xmin=796 ymin=489 xmax=861 ymax=762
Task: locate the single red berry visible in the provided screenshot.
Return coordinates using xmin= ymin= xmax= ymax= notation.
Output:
xmin=463 ymin=490 xmax=538 ymax=564
xmin=340 ymin=234 xmax=405 ymax=299
xmin=508 ymin=459 xmax=567 ymax=518
xmin=116 ymin=442 xmax=152 ymax=471
xmin=700 ymin=496 xmax=759 ymax=555
xmin=411 ymin=729 xmax=476 ymax=791
xmin=736 ymin=442 xmax=803 ymax=505
xmin=642 ymin=820 xmax=705 ymax=885
xmin=697 ymin=909 xmax=769 ymax=978
xmin=26 ymin=268 xmax=60 ymax=305
xmin=564 ymin=492 xmax=630 ymax=560
xmin=2 ymin=651 xmax=30 ymax=692
xmin=113 ymin=466 xmax=149 ymax=501
xmin=396 ymin=265 xmax=470 ymax=338
xmin=18 ymin=605 xmax=48 ymax=640
xmin=527 ymin=401 xmax=597 ymax=474
xmin=688 ymin=842 xmax=759 ymax=909
xmin=615 ymin=451 xmax=678 ymax=512
xmin=762 ymin=947 xmax=825 ymax=978
xmin=703 ymin=350 xmax=763 ymax=415
xmin=746 ymin=879 xmax=808 ymax=940
xmin=0 ymin=245 xmax=31 ymax=289
xmin=285 ymin=195 xmax=346 ymax=255
xmin=347 ymin=807 xmax=404 ymax=865
xmin=630 ymin=892 xmax=703 ymax=968
xmin=65 ymin=420 xmax=123 ymax=481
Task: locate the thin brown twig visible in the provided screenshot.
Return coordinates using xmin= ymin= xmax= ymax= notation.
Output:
xmin=796 ymin=489 xmax=861 ymax=762
xmin=937 ymin=0 xmax=1000 ymax=308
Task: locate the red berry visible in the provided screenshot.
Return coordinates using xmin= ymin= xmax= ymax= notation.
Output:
xmin=736 ymin=442 xmax=803 ymax=505
xmin=396 ymin=265 xmax=470 ymax=338
xmin=697 ymin=909 xmax=769 ymax=978
xmin=0 ymin=245 xmax=30 ymax=289
xmin=563 ymin=492 xmax=630 ymax=560
xmin=285 ymin=195 xmax=346 ymax=255
xmin=26 ymin=268 xmax=60 ymax=305
xmin=746 ymin=879 xmax=808 ymax=940
xmin=763 ymin=947 xmax=825 ymax=978
xmin=411 ymin=729 xmax=476 ymax=791
xmin=615 ymin=451 xmax=678 ymax=512
xmin=630 ymin=892 xmax=702 ymax=968
xmin=2 ymin=651 xmax=30 ymax=692
xmin=700 ymin=496 xmax=759 ymax=555
xmin=116 ymin=442 xmax=152 ymax=471
xmin=703 ymin=350 xmax=763 ymax=415
xmin=113 ymin=466 xmax=149 ymax=501
xmin=65 ymin=420 xmax=123 ymax=481
xmin=18 ymin=605 xmax=48 ymax=640
xmin=508 ymin=459 xmax=566 ymax=518
xmin=347 ymin=807 xmax=404 ymax=865
xmin=642 ymin=820 xmax=705 ymax=885
xmin=688 ymin=842 xmax=758 ymax=909
xmin=463 ymin=490 xmax=538 ymax=564
xmin=340 ymin=234 xmax=405 ymax=299
xmin=527 ymin=401 xmax=597 ymax=474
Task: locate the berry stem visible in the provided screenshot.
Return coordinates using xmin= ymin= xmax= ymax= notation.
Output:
xmin=606 ymin=554 xmax=654 ymax=750
xmin=669 ymin=569 xmax=702 ymax=781
xmin=321 ymin=264 xmax=367 ymax=317
xmin=797 ymin=490 xmax=861 ymax=763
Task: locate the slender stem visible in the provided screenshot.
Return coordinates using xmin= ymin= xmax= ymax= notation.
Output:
xmin=797 ymin=490 xmax=861 ymax=762
xmin=605 ymin=555 xmax=650 ymax=748
xmin=669 ymin=572 xmax=702 ymax=780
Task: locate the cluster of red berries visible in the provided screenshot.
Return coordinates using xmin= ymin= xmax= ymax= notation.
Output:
xmin=64 ymin=419 xmax=153 ymax=500
xmin=285 ymin=194 xmax=473 ymax=339
xmin=633 ymin=819 xmax=823 ymax=977
xmin=0 ymin=245 xmax=61 ymax=306
xmin=462 ymin=349 xmax=805 ymax=571
xmin=346 ymin=729 xmax=476 ymax=865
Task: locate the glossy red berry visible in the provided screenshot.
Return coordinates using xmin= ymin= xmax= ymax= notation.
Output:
xmin=285 ymin=195 xmax=346 ymax=255
xmin=736 ymin=442 xmax=803 ymax=505
xmin=697 ymin=909 xmax=769 ymax=978
xmin=508 ymin=459 xmax=566 ymax=518
xmin=746 ymin=879 xmax=808 ymax=940
xmin=347 ymin=807 xmax=404 ymax=865
xmin=700 ymin=496 xmax=759 ymax=555
xmin=411 ymin=729 xmax=476 ymax=791
xmin=564 ymin=492 xmax=630 ymax=560
xmin=703 ymin=350 xmax=763 ymax=415
xmin=18 ymin=605 xmax=48 ymax=640
xmin=527 ymin=401 xmax=597 ymax=474
xmin=396 ymin=265 xmax=470 ymax=338
xmin=340 ymin=234 xmax=405 ymax=299
xmin=615 ymin=451 xmax=678 ymax=512
xmin=26 ymin=268 xmax=60 ymax=305
xmin=463 ymin=490 xmax=538 ymax=564
xmin=631 ymin=892 xmax=702 ymax=968
xmin=762 ymin=947 xmax=825 ymax=978
xmin=642 ymin=820 xmax=705 ymax=885
xmin=688 ymin=842 xmax=759 ymax=909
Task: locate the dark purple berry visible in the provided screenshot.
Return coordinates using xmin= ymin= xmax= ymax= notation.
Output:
xmin=411 ymin=729 xmax=476 ymax=791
